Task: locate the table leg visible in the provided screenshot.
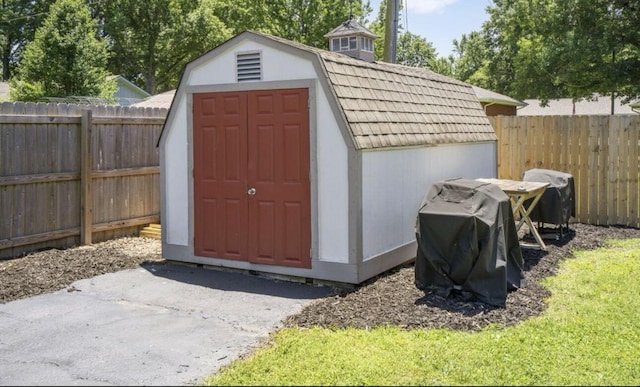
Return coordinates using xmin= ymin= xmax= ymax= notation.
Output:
xmin=510 ymin=195 xmax=528 ymax=231
xmin=519 ymin=194 xmax=547 ymax=250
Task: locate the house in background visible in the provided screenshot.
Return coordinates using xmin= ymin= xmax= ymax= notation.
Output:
xmin=108 ymin=75 xmax=150 ymax=106
xmin=157 ymin=19 xmax=499 ymax=285
xmin=0 ymin=76 xmax=150 ymax=105
xmin=519 ymin=94 xmax=640 ymax=115
xmin=131 ymin=89 xmax=175 ymax=109
xmin=472 ymin=85 xmax=527 ymax=116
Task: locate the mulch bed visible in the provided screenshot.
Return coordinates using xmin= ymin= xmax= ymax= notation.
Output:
xmin=0 ymin=237 xmax=165 ymax=303
xmin=2 ymin=224 xmax=640 ymax=332
xmin=284 ymin=223 xmax=640 ymax=331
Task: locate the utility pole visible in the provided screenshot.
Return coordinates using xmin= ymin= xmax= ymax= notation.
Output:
xmin=383 ymin=0 xmax=398 ymax=63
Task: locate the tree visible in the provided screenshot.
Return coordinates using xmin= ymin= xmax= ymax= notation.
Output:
xmin=396 ymin=31 xmax=437 ymax=68
xmin=450 ymin=31 xmax=491 ymax=86
xmin=0 ymin=0 xmax=55 ymax=81
xmin=9 ymin=0 xmax=115 ymax=102
xmin=211 ymin=0 xmax=276 ymax=36
xmin=103 ymin=0 xmax=231 ymax=94
xmin=267 ymin=0 xmax=366 ymax=49
xmin=483 ymin=0 xmax=640 ymax=107
xmin=429 ymin=56 xmax=454 ymax=77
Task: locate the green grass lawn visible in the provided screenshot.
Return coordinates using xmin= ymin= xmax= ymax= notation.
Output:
xmin=203 ymin=238 xmax=640 ymax=386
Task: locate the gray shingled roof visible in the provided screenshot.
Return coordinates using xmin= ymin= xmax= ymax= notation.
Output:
xmin=324 ymin=18 xmax=378 ymax=39
xmin=132 ymin=89 xmax=176 ymax=108
xmin=160 ymin=31 xmax=497 ymax=150
xmin=254 ymin=32 xmax=496 ymax=150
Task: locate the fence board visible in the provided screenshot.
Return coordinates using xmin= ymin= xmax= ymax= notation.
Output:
xmin=578 ymin=116 xmax=591 ymax=223
xmin=491 ymin=114 xmax=640 ymax=227
xmin=564 ymin=116 xmax=577 ymax=219
xmin=629 ymin=119 xmax=640 ymax=225
xmin=0 ymin=102 xmax=167 ymax=259
xmin=616 ymin=116 xmax=629 ymax=225
xmin=597 ymin=116 xmax=609 ymax=225
xmin=609 ymin=117 xmax=620 ymax=224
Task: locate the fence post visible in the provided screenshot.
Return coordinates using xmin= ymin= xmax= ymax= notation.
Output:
xmin=80 ymin=109 xmax=93 ymax=245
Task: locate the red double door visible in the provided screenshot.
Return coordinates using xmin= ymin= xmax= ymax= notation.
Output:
xmin=192 ymin=89 xmax=311 ymax=268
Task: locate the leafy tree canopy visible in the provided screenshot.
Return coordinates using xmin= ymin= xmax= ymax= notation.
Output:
xmin=9 ymin=0 xmax=115 ymax=102
xmin=0 ymin=0 xmax=55 ymax=81
xmin=482 ymin=0 xmax=640 ymax=106
xmin=102 ymin=0 xmax=232 ymax=94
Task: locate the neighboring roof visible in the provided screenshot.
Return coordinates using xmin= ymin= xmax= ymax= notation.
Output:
xmin=472 ymin=86 xmax=527 ymax=107
xmin=131 ymin=89 xmax=175 ymax=108
xmin=324 ymin=18 xmax=378 ymax=39
xmin=519 ymin=95 xmax=640 ymax=115
xmin=107 ymin=75 xmax=151 ymax=99
xmin=163 ymin=30 xmax=496 ymax=150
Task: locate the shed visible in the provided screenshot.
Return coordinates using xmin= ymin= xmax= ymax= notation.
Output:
xmin=158 ymin=26 xmax=498 ymax=284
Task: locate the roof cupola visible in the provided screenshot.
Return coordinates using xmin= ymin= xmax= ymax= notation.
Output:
xmin=324 ymin=16 xmax=378 ymax=62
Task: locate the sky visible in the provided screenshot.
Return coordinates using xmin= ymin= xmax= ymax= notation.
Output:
xmin=367 ymin=0 xmax=493 ymax=57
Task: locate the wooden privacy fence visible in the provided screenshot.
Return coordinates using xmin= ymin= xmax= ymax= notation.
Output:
xmin=0 ymin=102 xmax=167 ymax=259
xmin=490 ymin=114 xmax=640 ymax=227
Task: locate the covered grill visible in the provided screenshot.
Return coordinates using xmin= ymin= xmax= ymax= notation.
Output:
xmin=522 ymin=169 xmax=575 ymax=237
xmin=414 ymin=178 xmax=524 ymax=307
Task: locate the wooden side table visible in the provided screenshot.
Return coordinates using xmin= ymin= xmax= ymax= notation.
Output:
xmin=477 ymin=178 xmax=550 ymax=250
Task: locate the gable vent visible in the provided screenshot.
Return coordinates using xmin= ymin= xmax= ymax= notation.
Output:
xmin=236 ymin=52 xmax=262 ymax=82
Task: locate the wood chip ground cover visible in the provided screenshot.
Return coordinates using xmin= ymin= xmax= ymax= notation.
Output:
xmin=2 ymin=224 xmax=639 ymax=332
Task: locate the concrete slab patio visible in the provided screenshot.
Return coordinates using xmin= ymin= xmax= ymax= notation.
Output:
xmin=0 ymin=263 xmax=333 ymax=386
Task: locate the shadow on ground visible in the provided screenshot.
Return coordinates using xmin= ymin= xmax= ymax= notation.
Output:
xmin=141 ymin=261 xmax=336 ymax=300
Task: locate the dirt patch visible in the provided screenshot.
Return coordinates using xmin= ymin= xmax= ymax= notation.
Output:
xmin=2 ymin=224 xmax=640 ymax=331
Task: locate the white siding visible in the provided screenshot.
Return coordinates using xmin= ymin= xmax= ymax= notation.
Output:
xmin=163 ymin=97 xmax=190 ymax=246
xmin=316 ymin=95 xmax=349 ymax=263
xmin=361 ymin=143 xmax=496 ymax=260
xmin=188 ymin=41 xmax=324 ymax=84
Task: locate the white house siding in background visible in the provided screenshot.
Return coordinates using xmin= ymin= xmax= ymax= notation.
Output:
xmin=108 ymin=75 xmax=150 ymax=105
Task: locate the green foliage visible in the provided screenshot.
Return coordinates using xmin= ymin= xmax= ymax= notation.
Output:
xmin=103 ymin=0 xmax=232 ymax=94
xmin=205 ymin=0 xmax=274 ymax=35
xmin=450 ymin=31 xmax=491 ymax=87
xmin=367 ymin=0 xmax=439 ymax=72
xmin=267 ymin=0 xmax=366 ymax=49
xmin=429 ymin=56 xmax=454 ymax=77
xmin=0 ymin=0 xmax=55 ymax=81
xmin=204 ymin=238 xmax=640 ymax=385
xmin=9 ymin=0 xmax=115 ymax=102
xmin=482 ymin=0 xmax=640 ymax=104
xmin=396 ymin=31 xmax=437 ymax=68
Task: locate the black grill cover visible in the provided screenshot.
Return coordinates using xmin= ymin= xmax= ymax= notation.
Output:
xmin=522 ymin=169 xmax=575 ymax=225
xmin=414 ymin=179 xmax=524 ymax=307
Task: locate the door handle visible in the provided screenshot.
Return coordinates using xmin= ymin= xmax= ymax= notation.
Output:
xmin=247 ymin=187 xmax=256 ymax=196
